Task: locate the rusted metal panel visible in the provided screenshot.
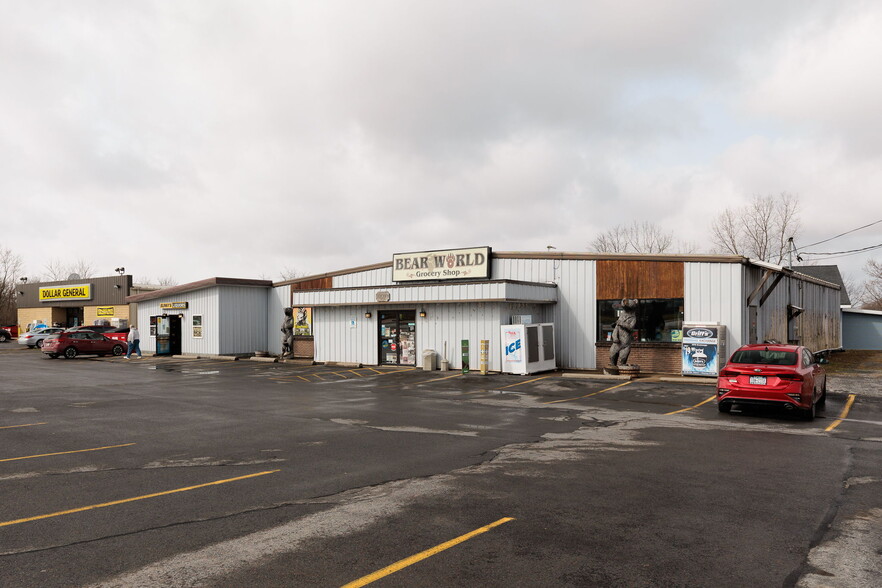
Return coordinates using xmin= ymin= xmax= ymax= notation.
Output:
xmin=596 ymin=260 xmax=684 ymax=300
xmin=292 ymin=277 xmax=332 ymax=290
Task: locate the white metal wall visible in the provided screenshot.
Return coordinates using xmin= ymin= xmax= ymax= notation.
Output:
xmin=312 ymin=257 xmax=596 ymax=370
xmin=684 ymin=262 xmax=744 ymax=353
xmin=493 ymin=258 xmax=597 ymax=370
xmin=267 ymin=286 xmax=289 ymax=355
xmin=136 ymin=289 xmax=221 ymax=355
xmin=218 ymin=286 xmax=269 ymax=355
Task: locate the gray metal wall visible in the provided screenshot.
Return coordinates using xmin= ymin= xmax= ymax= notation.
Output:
xmin=742 ymin=266 xmax=841 ymax=351
xmin=843 ymin=310 xmax=882 ymax=350
xmin=218 ymin=286 xmax=269 ymax=354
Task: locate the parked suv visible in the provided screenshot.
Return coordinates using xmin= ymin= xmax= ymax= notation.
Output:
xmin=42 ymin=331 xmax=126 ymax=359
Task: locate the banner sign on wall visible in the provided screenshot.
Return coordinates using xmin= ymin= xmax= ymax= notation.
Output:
xmin=392 ymin=246 xmax=491 ymax=282
xmin=96 ymin=307 xmax=115 ymax=316
xmin=294 ymin=307 xmax=312 ymax=336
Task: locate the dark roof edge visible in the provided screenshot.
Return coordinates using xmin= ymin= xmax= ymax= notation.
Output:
xmin=126 ymin=277 xmax=272 ymax=303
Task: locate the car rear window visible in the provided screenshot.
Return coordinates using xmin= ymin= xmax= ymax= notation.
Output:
xmin=730 ymin=349 xmax=798 ymax=365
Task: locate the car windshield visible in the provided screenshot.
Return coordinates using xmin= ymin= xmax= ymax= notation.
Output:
xmin=730 ymin=349 xmax=798 ymax=366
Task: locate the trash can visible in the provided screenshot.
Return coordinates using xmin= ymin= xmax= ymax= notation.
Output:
xmin=422 ymin=349 xmax=437 ymax=371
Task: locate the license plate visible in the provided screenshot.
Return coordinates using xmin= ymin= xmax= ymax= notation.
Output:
xmin=749 ymin=376 xmax=767 ymax=385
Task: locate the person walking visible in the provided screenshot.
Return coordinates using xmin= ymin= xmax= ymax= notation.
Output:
xmin=126 ymin=324 xmax=142 ymax=359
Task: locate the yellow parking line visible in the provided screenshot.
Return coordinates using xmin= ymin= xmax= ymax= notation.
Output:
xmin=826 ymin=394 xmax=857 ymax=432
xmin=0 ymin=469 xmax=280 ymax=528
xmin=0 ymin=443 xmax=136 ymax=463
xmin=341 ymin=517 xmax=515 ymax=588
xmin=0 ymin=422 xmax=47 ymax=430
xmin=500 ymin=375 xmax=551 ymax=389
xmin=665 ymin=395 xmax=717 ymax=415
xmin=423 ymin=373 xmax=464 ymax=383
xmin=542 ymin=381 xmax=633 ymax=404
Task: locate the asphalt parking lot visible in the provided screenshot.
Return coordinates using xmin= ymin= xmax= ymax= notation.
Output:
xmin=1 ymin=345 xmax=880 ymax=587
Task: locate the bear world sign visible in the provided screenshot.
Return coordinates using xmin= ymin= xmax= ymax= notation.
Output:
xmin=392 ymin=246 xmax=491 ymax=282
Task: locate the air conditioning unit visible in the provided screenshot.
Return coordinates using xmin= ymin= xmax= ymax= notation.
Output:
xmin=501 ymin=323 xmax=556 ymax=375
xmin=510 ymin=314 xmax=533 ymax=324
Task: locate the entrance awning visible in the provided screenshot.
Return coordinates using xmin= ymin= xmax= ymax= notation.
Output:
xmin=292 ymin=279 xmax=558 ymax=307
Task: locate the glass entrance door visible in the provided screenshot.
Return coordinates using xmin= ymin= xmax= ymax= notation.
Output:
xmin=379 ymin=310 xmax=416 ymax=365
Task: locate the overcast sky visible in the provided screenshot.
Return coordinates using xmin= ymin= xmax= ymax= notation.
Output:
xmin=2 ymin=1 xmax=880 ymax=287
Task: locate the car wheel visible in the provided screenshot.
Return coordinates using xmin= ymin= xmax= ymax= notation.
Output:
xmin=818 ymin=381 xmax=827 ymax=408
xmin=718 ymin=402 xmax=731 ymax=413
xmin=36 ymin=339 xmax=44 ymax=348
xmin=0 ymin=333 xmax=8 ymax=342
xmin=111 ymin=344 xmax=124 ymax=356
xmin=803 ymin=399 xmax=816 ymax=421
xmin=63 ymin=346 xmax=78 ymax=359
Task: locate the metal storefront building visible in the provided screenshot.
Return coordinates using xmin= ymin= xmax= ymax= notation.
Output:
xmin=16 ymin=274 xmax=136 ymax=331
xmin=271 ymin=248 xmax=843 ymax=374
xmin=127 ymin=278 xmax=272 ymax=356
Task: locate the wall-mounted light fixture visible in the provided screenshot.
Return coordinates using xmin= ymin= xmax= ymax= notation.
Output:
xmin=114 ymin=284 xmax=121 ymax=289
xmin=18 ymin=291 xmax=24 ymax=296
xmin=115 ymin=267 xmax=125 ymax=275
xmin=419 ymin=309 xmax=427 ymax=318
xmin=20 ymin=277 xmax=27 ymax=284
xmin=364 ymin=311 xmax=372 ymax=319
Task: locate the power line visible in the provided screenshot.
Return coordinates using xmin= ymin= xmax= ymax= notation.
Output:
xmin=800 ymin=242 xmax=882 ymax=261
xmin=800 ymin=219 xmax=882 ymax=248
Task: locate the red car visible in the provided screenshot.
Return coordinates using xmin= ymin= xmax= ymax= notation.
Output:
xmin=42 ymin=331 xmax=126 ymax=359
xmin=717 ymin=343 xmax=827 ymax=420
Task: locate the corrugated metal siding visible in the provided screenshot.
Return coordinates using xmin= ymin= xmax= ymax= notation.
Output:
xmin=218 ymin=287 xmax=269 ymax=354
xmin=293 ymin=281 xmax=557 ymax=307
xmin=136 ymin=289 xmax=220 ymax=355
xmin=843 ymin=311 xmax=882 ymax=350
xmin=267 ymin=286 xmax=289 ymax=355
xmin=684 ymin=263 xmax=743 ymax=352
xmin=740 ymin=266 xmax=840 ymax=352
xmin=332 ymin=267 xmax=393 ymax=288
xmin=314 ymin=306 xmax=377 ymax=364
xmin=493 ymin=258 xmax=596 ymax=370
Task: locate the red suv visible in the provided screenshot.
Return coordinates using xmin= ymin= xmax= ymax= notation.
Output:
xmin=42 ymin=331 xmax=126 ymax=359
xmin=717 ymin=343 xmax=827 ymax=420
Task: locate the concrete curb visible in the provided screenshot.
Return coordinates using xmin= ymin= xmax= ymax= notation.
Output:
xmin=560 ymin=372 xmax=632 ymax=381
xmin=323 ymin=362 xmax=363 ymax=368
xmin=655 ymin=377 xmax=716 ymax=386
xmin=247 ymin=356 xmax=279 ymax=363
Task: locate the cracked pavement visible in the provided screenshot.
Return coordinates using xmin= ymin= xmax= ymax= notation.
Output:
xmin=1 ymin=348 xmax=880 ymax=587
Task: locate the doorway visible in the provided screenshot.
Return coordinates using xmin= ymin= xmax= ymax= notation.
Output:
xmin=65 ymin=307 xmax=84 ymax=328
xmin=378 ymin=310 xmax=416 ymax=365
xmin=155 ymin=315 xmax=182 ymax=356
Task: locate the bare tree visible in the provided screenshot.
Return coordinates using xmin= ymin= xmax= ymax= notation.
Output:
xmin=590 ymin=221 xmax=674 ymax=254
xmin=0 ymin=246 xmax=24 ymax=324
xmin=860 ymin=259 xmax=882 ymax=310
xmin=43 ymin=258 xmax=96 ymax=280
xmin=279 ymin=266 xmax=303 ymax=281
xmin=711 ymin=193 xmax=802 ymax=264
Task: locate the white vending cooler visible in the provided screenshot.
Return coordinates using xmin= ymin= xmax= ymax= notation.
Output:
xmin=501 ymin=323 xmax=556 ymax=375
xmin=681 ymin=323 xmax=727 ymax=376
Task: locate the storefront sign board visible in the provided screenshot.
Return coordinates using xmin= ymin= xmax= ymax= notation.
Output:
xmin=39 ymin=284 xmax=92 ymax=302
xmin=392 ymin=246 xmax=491 ymax=282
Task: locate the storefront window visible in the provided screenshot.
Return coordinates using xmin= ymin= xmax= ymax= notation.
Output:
xmin=598 ymin=299 xmax=684 ymax=342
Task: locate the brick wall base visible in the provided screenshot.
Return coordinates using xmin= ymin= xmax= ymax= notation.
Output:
xmin=596 ymin=342 xmax=682 ymax=374
xmin=293 ymin=336 xmax=314 ymax=358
